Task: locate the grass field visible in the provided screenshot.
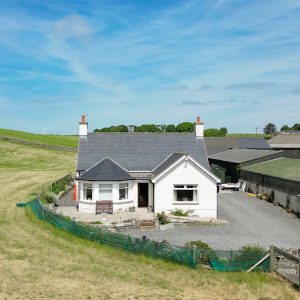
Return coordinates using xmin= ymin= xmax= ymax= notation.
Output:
xmin=242 ymin=157 xmax=300 ymax=182
xmin=0 ymin=128 xmax=78 ymax=148
xmin=0 ymin=140 xmax=298 ymax=299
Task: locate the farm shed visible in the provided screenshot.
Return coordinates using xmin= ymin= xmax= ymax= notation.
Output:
xmin=205 ymin=137 xmax=270 ymax=155
xmin=268 ymin=134 xmax=300 ymax=157
xmin=208 ymin=149 xmax=284 ymax=182
xmin=210 ymin=164 xmax=226 ymax=183
xmin=241 ymin=157 xmax=300 ymax=214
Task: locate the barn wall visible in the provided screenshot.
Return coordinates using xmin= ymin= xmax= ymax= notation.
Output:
xmin=241 ymin=170 xmax=300 ymax=214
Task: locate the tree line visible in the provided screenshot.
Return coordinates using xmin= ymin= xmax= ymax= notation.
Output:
xmin=94 ymin=122 xmax=228 ymax=136
xmin=263 ymin=122 xmax=300 ymax=134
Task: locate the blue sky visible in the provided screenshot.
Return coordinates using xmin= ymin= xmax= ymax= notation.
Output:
xmin=0 ymin=0 xmax=299 ymax=134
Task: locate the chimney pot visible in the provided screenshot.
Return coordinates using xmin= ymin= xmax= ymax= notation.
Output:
xmin=82 ymin=115 xmax=86 ymax=123
xmin=196 ymin=117 xmax=201 ymax=124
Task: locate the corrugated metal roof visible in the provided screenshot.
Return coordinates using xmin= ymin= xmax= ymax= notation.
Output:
xmin=208 ymin=149 xmax=282 ymax=164
xmin=77 ymin=133 xmax=209 ymax=171
xmin=242 ymin=157 xmax=300 ymax=182
xmin=268 ymin=135 xmax=300 ymax=148
xmin=205 ymin=137 xmax=270 ymax=155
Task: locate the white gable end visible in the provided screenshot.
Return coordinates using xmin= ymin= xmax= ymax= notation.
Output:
xmin=153 ymin=157 xmax=218 ymax=218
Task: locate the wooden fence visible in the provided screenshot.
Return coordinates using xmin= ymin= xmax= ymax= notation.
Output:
xmin=270 ymin=246 xmax=300 ymax=291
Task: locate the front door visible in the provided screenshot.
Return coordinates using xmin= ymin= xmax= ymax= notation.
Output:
xmin=138 ymin=183 xmax=148 ymax=207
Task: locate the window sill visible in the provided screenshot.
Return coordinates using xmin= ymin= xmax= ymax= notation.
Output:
xmin=172 ymin=202 xmax=199 ymax=205
xmin=114 ymin=200 xmax=133 ymax=204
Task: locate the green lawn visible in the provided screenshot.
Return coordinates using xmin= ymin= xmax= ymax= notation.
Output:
xmin=0 ymin=128 xmax=78 ymax=148
xmin=0 ymin=140 xmax=298 ymax=299
xmin=242 ymin=157 xmax=300 ymax=182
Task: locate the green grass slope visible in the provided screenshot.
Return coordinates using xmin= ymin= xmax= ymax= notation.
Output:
xmin=0 ymin=128 xmax=78 ymax=148
xmin=0 ymin=140 xmax=298 ymax=299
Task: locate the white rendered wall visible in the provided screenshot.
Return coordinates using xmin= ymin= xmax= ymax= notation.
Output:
xmin=154 ymin=159 xmax=217 ymax=218
xmin=195 ymin=124 xmax=204 ymax=137
xmin=77 ymin=180 xmax=153 ymax=213
xmin=79 ymin=123 xmax=88 ymax=136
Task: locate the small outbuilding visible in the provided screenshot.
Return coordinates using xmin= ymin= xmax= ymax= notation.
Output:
xmin=241 ymin=157 xmax=300 ymax=214
xmin=268 ymin=134 xmax=300 ymax=157
xmin=208 ymin=148 xmax=284 ymax=182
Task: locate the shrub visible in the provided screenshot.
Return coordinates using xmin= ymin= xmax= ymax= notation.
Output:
xmin=156 ymin=212 xmax=169 ymax=225
xmin=233 ymin=244 xmax=267 ymax=271
xmin=184 ymin=240 xmax=211 ymax=250
xmin=172 ymin=209 xmax=193 ymax=216
xmin=39 ymin=191 xmax=58 ymax=204
xmin=185 ymin=240 xmax=213 ymax=265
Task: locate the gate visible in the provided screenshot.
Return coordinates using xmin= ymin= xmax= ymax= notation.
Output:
xmin=270 ymin=246 xmax=300 ymax=291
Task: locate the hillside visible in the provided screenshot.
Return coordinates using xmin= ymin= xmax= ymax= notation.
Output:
xmin=0 ymin=140 xmax=298 ymax=299
xmin=0 ymin=128 xmax=78 ymax=148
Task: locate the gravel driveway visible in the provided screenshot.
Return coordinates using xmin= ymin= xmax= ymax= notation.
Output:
xmin=126 ymin=191 xmax=300 ymax=250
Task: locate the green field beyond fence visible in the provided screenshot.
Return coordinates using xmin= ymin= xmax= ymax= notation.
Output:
xmin=18 ymin=199 xmax=270 ymax=271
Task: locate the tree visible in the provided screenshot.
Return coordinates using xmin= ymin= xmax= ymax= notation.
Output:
xmin=109 ymin=125 xmax=128 ymax=132
xmin=292 ymin=123 xmax=300 ymax=130
xmin=204 ymin=128 xmax=220 ymax=137
xmin=219 ymin=127 xmax=228 ymax=136
xmin=176 ymin=122 xmax=194 ymax=132
xmin=136 ymin=124 xmax=161 ymax=132
xmin=165 ymin=124 xmax=176 ymax=132
xmin=280 ymin=125 xmax=290 ymax=131
xmin=263 ymin=123 xmax=276 ymax=134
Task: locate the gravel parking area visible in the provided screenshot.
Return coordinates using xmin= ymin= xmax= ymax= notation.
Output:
xmin=126 ymin=191 xmax=300 ymax=250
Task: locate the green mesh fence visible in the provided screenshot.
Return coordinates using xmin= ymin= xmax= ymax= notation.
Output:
xmin=20 ymin=199 xmax=199 ymax=268
xmin=18 ymin=199 xmax=270 ymax=272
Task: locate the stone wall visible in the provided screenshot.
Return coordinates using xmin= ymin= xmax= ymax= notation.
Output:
xmin=0 ymin=136 xmax=77 ymax=152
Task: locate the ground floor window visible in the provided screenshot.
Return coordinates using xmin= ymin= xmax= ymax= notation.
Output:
xmin=119 ymin=183 xmax=128 ymax=200
xmin=174 ymin=184 xmax=198 ymax=202
xmin=99 ymin=184 xmax=113 ymax=200
xmin=83 ymin=183 xmax=93 ymax=200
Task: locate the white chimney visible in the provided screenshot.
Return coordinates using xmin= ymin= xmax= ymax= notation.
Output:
xmin=79 ymin=115 xmax=88 ymax=136
xmin=194 ymin=116 xmax=204 ymax=137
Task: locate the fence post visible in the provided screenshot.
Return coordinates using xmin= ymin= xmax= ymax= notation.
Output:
xmin=270 ymin=245 xmax=275 ymax=272
xmin=193 ymin=245 xmax=197 ymax=268
xmin=298 ymin=264 xmax=300 ymax=292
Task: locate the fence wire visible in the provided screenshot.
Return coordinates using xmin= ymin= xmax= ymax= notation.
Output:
xmin=18 ymin=199 xmax=270 ymax=271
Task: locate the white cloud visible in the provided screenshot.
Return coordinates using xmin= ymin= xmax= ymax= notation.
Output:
xmin=52 ymin=15 xmax=93 ymax=38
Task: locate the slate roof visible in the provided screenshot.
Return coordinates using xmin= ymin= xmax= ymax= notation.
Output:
xmin=208 ymin=149 xmax=283 ymax=164
xmin=268 ymin=134 xmax=300 ymax=148
xmin=204 ymin=137 xmax=270 ymax=155
xmin=152 ymin=153 xmax=185 ymax=177
xmin=77 ymin=133 xmax=209 ymax=172
xmin=77 ymin=157 xmax=133 ymax=181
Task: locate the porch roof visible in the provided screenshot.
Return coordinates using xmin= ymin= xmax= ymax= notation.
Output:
xmin=77 ymin=157 xmax=133 ymax=181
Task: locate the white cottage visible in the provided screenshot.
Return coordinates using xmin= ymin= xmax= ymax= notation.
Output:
xmin=75 ymin=116 xmax=220 ymax=218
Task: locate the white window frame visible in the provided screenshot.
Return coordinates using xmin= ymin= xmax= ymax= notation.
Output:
xmin=119 ymin=183 xmax=128 ymax=200
xmin=99 ymin=184 xmax=113 ymax=201
xmin=83 ymin=183 xmax=93 ymax=200
xmin=173 ymin=184 xmax=198 ymax=203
